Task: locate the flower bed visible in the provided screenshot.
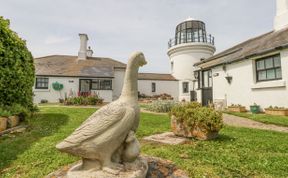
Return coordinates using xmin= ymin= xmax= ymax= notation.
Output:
xmin=138 ymin=93 xmax=174 ymax=103
xmin=265 ymin=106 xmax=288 ymax=116
xmin=170 ymin=102 xmax=223 ymax=140
xmin=146 ymin=100 xmax=178 ymax=113
xmin=64 ymin=95 xmax=103 ymax=106
xmin=227 ymin=104 xmax=246 ymax=112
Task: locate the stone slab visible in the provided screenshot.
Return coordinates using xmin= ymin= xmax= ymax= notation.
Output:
xmin=143 ymin=132 xmax=188 ymax=145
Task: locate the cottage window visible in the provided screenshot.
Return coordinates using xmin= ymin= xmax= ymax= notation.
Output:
xmin=35 ymin=77 xmax=49 ymax=89
xmin=89 ymin=79 xmax=112 ymax=90
xmin=91 ymin=80 xmax=100 ymax=90
xmin=152 ymin=82 xmax=156 ymax=92
xmin=182 ymin=82 xmax=189 ymax=93
xmin=100 ymin=80 xmax=112 ymax=90
xmin=256 ymin=55 xmax=282 ymax=82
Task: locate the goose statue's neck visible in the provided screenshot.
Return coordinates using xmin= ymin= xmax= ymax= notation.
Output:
xmin=119 ymin=60 xmax=139 ymax=102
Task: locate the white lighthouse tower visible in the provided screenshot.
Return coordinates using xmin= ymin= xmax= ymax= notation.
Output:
xmin=167 ymin=18 xmax=216 ymax=102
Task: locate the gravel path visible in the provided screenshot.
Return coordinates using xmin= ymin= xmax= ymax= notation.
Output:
xmin=223 ymin=113 xmax=288 ymax=133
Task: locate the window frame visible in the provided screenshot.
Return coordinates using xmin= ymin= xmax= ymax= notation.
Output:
xmin=81 ymin=79 xmax=113 ymax=91
xmin=182 ymin=82 xmax=189 ymax=93
xmin=256 ymin=54 xmax=282 ymax=82
xmin=151 ymin=82 xmax=156 ymax=92
xmin=35 ymin=77 xmax=49 ymax=89
xmin=202 ymin=70 xmax=212 ymax=88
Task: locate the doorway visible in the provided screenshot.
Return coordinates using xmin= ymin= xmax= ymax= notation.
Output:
xmin=201 ymin=70 xmax=213 ymax=106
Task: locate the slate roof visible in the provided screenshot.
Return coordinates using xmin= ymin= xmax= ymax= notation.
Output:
xmin=195 ymin=27 xmax=288 ymax=68
xmin=138 ymin=73 xmax=177 ymax=81
xmin=34 ymin=55 xmax=126 ymax=78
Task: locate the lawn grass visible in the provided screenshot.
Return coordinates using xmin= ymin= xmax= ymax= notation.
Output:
xmin=0 ymin=107 xmax=287 ymax=178
xmin=225 ymin=111 xmax=288 ymax=127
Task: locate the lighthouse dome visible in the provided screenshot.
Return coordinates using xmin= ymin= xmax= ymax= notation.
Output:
xmin=168 ymin=18 xmax=214 ymax=48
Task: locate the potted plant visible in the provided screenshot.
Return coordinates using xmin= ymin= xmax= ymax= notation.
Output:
xmin=250 ymin=103 xmax=260 ymax=114
xmin=265 ymin=106 xmax=288 ymax=116
xmin=170 ymin=102 xmax=223 ymax=140
xmin=228 ymin=104 xmax=246 ymax=112
xmin=0 ymin=109 xmax=10 ymax=132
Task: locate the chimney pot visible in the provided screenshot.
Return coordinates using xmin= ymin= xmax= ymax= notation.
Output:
xmin=87 ymin=46 xmax=93 ymax=57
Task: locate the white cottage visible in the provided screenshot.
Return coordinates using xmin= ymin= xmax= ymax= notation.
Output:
xmin=194 ymin=0 xmax=288 ymax=109
xmin=33 ymin=34 xmax=178 ymax=103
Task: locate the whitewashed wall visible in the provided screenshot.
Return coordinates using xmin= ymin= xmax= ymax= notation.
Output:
xmin=112 ymin=69 xmax=125 ymax=100
xmin=33 ymin=77 xmax=113 ymax=103
xmin=138 ymin=80 xmax=179 ymax=101
xmin=33 ymin=77 xmax=79 ymax=103
xmin=212 ymin=49 xmax=288 ymax=110
xmin=91 ymin=90 xmax=113 ymax=102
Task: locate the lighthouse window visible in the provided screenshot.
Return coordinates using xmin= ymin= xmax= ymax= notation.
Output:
xmin=152 ymin=82 xmax=156 ymax=92
xmin=182 ymin=82 xmax=189 ymax=93
xmin=181 ymin=32 xmax=186 ymax=43
xmin=187 ymin=29 xmax=192 ymax=42
xmin=177 ymin=32 xmax=181 ymax=44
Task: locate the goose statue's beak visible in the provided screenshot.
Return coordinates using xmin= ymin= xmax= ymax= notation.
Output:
xmin=140 ymin=59 xmax=147 ymax=66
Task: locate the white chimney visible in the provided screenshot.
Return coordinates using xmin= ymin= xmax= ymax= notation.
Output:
xmin=78 ymin=33 xmax=88 ymax=60
xmin=274 ymin=0 xmax=288 ymax=31
xmin=87 ymin=46 xmax=93 ymax=57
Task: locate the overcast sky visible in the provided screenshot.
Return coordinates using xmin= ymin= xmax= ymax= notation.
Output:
xmin=1 ymin=0 xmax=275 ymax=73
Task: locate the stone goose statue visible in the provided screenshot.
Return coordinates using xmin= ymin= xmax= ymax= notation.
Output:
xmin=56 ymin=52 xmax=147 ymax=173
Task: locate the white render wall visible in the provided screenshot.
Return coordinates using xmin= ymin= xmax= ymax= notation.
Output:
xmin=168 ymin=43 xmax=215 ymax=81
xmin=33 ymin=76 xmax=113 ymax=103
xmin=138 ymin=80 xmax=179 ymax=101
xmin=212 ymin=49 xmax=288 ymax=110
xmin=274 ymin=0 xmax=288 ymax=31
xmin=167 ymin=43 xmax=215 ymax=102
xmin=113 ymin=69 xmax=125 ymax=100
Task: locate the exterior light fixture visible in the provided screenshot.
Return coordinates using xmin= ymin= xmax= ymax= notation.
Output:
xmin=194 ymin=71 xmax=199 ymax=79
xmin=225 ymin=75 xmax=233 ymax=84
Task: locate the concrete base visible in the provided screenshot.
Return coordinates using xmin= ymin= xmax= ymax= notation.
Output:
xmin=67 ymin=157 xmax=148 ymax=178
xmin=143 ymin=132 xmax=188 ymax=145
xmin=46 ymin=156 xmax=189 ymax=178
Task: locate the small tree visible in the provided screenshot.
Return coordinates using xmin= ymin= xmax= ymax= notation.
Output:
xmin=0 ymin=17 xmax=35 ymax=110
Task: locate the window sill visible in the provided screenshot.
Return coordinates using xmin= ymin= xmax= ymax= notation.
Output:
xmin=251 ymin=80 xmax=286 ymax=89
xmin=34 ymin=89 xmax=50 ymax=92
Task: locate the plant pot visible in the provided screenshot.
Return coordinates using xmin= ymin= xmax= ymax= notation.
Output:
xmin=228 ymin=106 xmax=246 ymax=112
xmin=8 ymin=115 xmax=20 ymax=128
xmin=265 ymin=109 xmax=288 ymax=116
xmin=250 ymin=105 xmax=260 ymax=114
xmin=171 ymin=116 xmax=219 ymax=140
xmin=0 ymin=117 xmax=8 ymax=132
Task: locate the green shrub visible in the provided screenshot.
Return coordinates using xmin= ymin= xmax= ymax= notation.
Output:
xmin=146 ymin=100 xmax=178 ymax=113
xmin=0 ymin=17 xmax=35 ymax=110
xmin=0 ymin=108 xmax=11 ymax=117
xmin=170 ymin=102 xmax=223 ymax=132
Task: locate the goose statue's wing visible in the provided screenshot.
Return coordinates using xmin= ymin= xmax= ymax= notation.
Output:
xmin=62 ymin=103 xmax=134 ymax=147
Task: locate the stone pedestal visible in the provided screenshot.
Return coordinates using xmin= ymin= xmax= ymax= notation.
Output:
xmin=67 ymin=157 xmax=148 ymax=178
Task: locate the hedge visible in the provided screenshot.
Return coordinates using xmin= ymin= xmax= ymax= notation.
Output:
xmin=0 ymin=17 xmax=35 ymax=110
